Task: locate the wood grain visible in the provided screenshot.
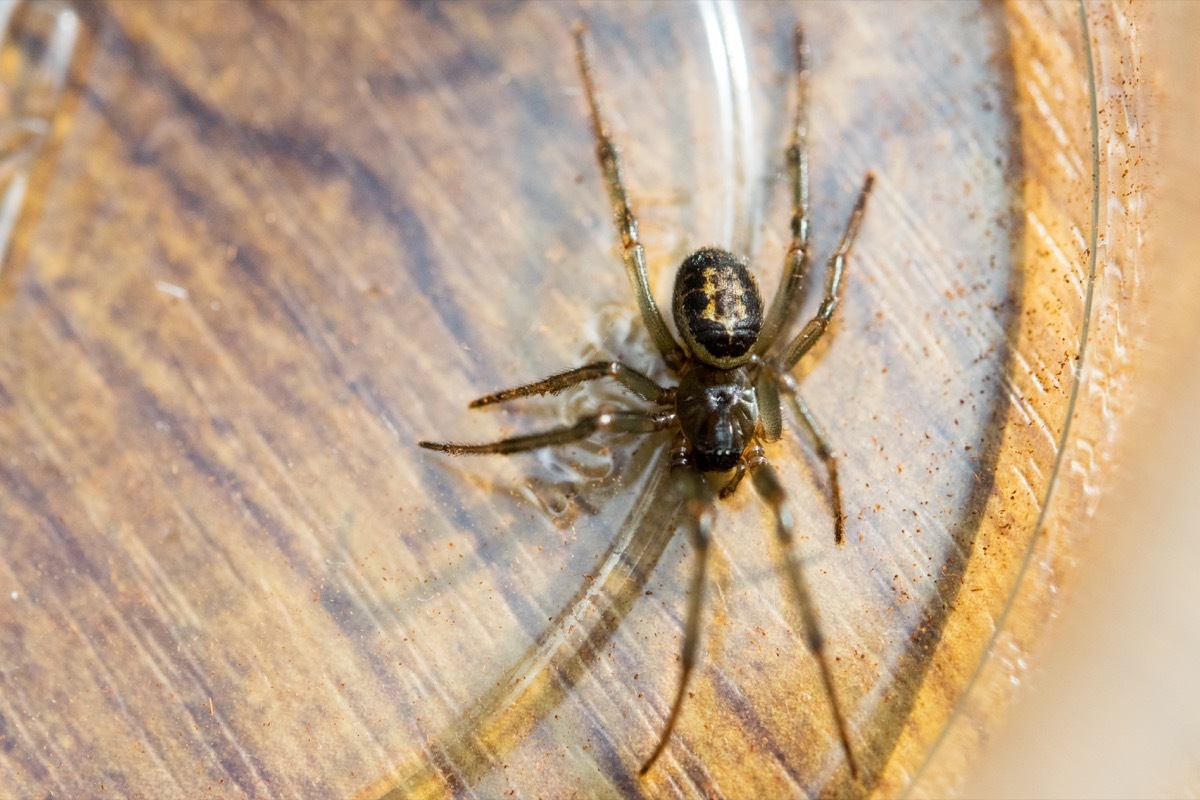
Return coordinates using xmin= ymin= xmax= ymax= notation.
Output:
xmin=0 ymin=2 xmax=1153 ymax=798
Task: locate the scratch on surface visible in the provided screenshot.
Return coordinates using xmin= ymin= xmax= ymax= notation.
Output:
xmin=154 ymin=280 xmax=189 ymax=300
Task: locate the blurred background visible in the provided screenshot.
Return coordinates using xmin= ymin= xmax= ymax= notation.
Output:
xmin=0 ymin=1 xmax=1192 ymax=798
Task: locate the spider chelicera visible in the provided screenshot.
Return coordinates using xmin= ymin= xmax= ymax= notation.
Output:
xmin=420 ymin=23 xmax=874 ymax=779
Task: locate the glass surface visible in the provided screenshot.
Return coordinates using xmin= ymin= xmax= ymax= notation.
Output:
xmin=0 ymin=0 xmax=77 ymax=265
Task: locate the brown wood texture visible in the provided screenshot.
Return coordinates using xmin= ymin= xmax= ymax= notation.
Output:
xmin=0 ymin=2 xmax=1154 ymax=798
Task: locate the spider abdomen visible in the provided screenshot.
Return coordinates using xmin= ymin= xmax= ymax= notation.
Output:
xmin=672 ymin=248 xmax=763 ymax=369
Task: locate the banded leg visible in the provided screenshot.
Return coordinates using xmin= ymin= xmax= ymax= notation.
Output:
xmin=573 ymin=25 xmax=684 ymax=369
xmin=468 ymin=361 xmax=672 ymax=408
xmin=780 ymin=172 xmax=875 ymax=370
xmin=640 ymin=461 xmax=715 ymax=775
xmin=749 ymin=453 xmax=861 ymax=781
xmin=418 ymin=409 xmax=674 ymax=456
xmin=757 ymin=24 xmax=812 ymax=354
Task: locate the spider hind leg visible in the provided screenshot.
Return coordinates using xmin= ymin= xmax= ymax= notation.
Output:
xmin=468 ymin=361 xmax=672 ymax=409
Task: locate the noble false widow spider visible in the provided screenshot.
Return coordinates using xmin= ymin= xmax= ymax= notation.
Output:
xmin=420 ymin=23 xmax=874 ymax=779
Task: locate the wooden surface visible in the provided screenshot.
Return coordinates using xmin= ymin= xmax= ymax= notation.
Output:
xmin=0 ymin=2 xmax=1154 ymax=798
xmin=968 ymin=6 xmax=1200 ymax=792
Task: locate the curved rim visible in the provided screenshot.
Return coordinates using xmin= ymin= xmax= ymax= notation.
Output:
xmin=903 ymin=1 xmax=1103 ymax=792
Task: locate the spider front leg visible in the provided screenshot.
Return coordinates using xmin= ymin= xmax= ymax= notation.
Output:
xmin=780 ymin=172 xmax=875 ymax=371
xmin=419 ymin=409 xmax=674 ymax=456
xmin=748 ymin=451 xmax=861 ymax=781
xmin=640 ymin=454 xmax=715 ymax=776
xmin=573 ymin=25 xmax=684 ymax=370
xmin=757 ymin=24 xmax=813 ymax=355
xmin=468 ymin=361 xmax=673 ymax=408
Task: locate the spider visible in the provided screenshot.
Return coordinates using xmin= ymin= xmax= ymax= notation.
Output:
xmin=420 ymin=23 xmax=874 ymax=779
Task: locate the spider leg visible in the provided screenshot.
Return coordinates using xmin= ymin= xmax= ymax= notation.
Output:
xmin=468 ymin=361 xmax=673 ymax=408
xmin=720 ymin=364 xmax=783 ymax=493
xmin=640 ymin=461 xmax=715 ymax=775
xmin=748 ymin=451 xmax=861 ymax=781
xmin=573 ymin=25 xmax=684 ymax=370
xmin=757 ymin=25 xmax=812 ymax=354
xmin=779 ymin=172 xmax=875 ymax=371
xmin=718 ymin=460 xmax=746 ymax=499
xmin=755 ymin=365 xmax=784 ymax=443
xmin=419 ymin=409 xmax=674 ymax=456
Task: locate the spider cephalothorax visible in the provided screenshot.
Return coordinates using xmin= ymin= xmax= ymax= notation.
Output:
xmin=673 ymin=362 xmax=758 ymax=473
xmin=420 ymin=23 xmax=874 ymax=780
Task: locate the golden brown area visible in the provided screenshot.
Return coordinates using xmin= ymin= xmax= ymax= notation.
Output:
xmin=695 ymin=265 xmax=750 ymax=328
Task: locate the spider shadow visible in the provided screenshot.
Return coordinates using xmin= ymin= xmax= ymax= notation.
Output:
xmin=385 ymin=439 xmax=685 ymax=798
